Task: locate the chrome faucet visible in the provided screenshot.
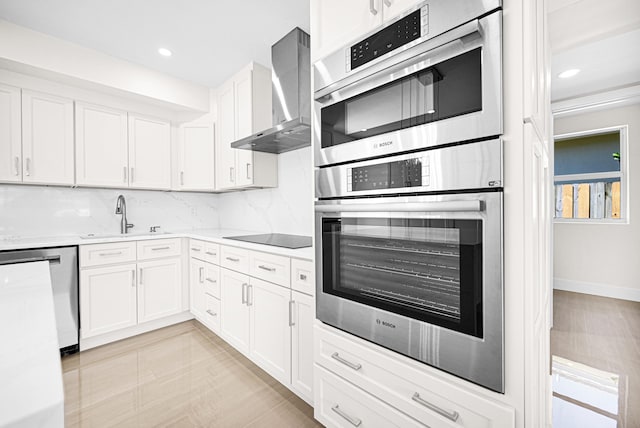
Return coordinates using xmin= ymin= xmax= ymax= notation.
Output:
xmin=115 ymin=195 xmax=134 ymax=234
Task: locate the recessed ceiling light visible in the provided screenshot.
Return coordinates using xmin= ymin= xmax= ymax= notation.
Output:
xmin=558 ymin=69 xmax=580 ymax=79
xmin=158 ymin=48 xmax=172 ymax=57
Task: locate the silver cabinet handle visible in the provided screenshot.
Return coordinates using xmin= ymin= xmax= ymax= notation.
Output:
xmin=241 ymin=283 xmax=247 ymax=304
xmin=411 ymin=393 xmax=459 ymax=422
xmin=289 ymin=300 xmax=295 ymax=326
xmin=331 ymin=352 xmax=362 ymax=371
xmin=99 ymin=251 xmax=123 ymax=257
xmin=199 ymin=267 xmax=204 ymax=283
xmin=331 ymin=405 xmax=361 ymax=427
xmin=246 ymin=163 xmax=251 ymax=179
xmin=25 ymin=158 xmax=31 ymax=176
xmin=130 ymin=167 xmax=135 ymax=183
xmin=369 ymin=0 xmax=378 ymax=15
xmin=247 ymin=284 xmax=253 ymax=306
xmin=383 ymin=0 xmax=392 ymax=6
xmin=14 ymin=156 xmax=20 ymax=176
xmin=205 ymin=251 xmax=217 ymax=256
xmin=180 ymin=171 xmax=184 ymax=186
xmin=205 ymin=278 xmax=216 ymax=283
xmin=123 ymin=166 xmax=127 ymax=183
xmin=226 ymin=257 xmax=240 ymax=262
xmin=206 ymin=309 xmax=217 ymax=317
xmin=230 ymin=167 xmax=235 ymax=182
xmin=139 ymin=268 xmax=143 ymax=285
xmin=258 ymin=265 xmax=276 ymax=272
xmin=151 ymin=246 xmax=171 ymax=251
xmin=132 ymin=269 xmax=136 ymax=287
xmin=191 ymin=247 xmax=201 ymax=252
xmin=299 ymin=273 xmax=307 ymax=281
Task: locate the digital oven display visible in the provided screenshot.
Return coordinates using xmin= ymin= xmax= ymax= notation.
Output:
xmin=350 ymin=158 xmax=423 ymax=191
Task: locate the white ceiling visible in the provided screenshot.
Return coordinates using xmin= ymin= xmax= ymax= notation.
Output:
xmin=0 ymin=0 xmax=310 ymax=89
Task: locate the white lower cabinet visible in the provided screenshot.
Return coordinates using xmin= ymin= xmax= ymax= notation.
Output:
xmin=291 ymin=291 xmax=315 ymax=404
xmin=220 ymin=267 xmax=251 ymax=354
xmin=137 ymin=258 xmax=182 ymax=323
xmin=80 ymin=263 xmax=137 ymax=339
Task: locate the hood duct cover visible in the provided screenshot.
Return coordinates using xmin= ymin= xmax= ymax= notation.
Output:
xmin=231 ymin=27 xmax=311 ymax=154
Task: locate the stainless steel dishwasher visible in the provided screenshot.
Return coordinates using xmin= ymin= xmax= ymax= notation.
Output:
xmin=0 ymin=246 xmax=79 ymax=354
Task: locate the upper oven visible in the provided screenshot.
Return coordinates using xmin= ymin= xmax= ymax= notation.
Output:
xmin=313 ymin=0 xmax=502 ymax=167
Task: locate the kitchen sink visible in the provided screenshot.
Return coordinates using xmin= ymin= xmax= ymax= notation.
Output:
xmin=79 ymin=231 xmax=170 ymax=239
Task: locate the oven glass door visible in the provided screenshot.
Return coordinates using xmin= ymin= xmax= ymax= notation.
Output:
xmin=321 ymin=215 xmax=483 ymax=337
xmin=320 ymin=48 xmax=482 ymax=149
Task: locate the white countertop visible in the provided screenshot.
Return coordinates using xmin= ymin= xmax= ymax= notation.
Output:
xmin=0 ymin=229 xmax=314 ymax=260
xmin=0 ymin=261 xmax=64 ymax=428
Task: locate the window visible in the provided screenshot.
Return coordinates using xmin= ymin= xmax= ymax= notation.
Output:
xmin=554 ymin=126 xmax=627 ymax=221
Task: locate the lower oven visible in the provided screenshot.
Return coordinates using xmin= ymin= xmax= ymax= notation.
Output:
xmin=314 ymin=139 xmax=504 ymax=392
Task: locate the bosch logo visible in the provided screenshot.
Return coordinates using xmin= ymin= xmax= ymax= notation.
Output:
xmin=374 ymin=141 xmax=393 ymax=149
xmin=376 ymin=319 xmax=396 ymax=329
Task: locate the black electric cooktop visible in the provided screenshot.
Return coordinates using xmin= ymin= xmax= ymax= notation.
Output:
xmin=224 ymin=233 xmax=312 ymax=249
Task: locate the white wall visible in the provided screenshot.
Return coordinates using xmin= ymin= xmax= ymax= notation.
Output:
xmin=0 ymin=185 xmax=220 ymax=238
xmin=216 ymin=147 xmax=313 ymax=236
xmin=553 ymin=103 xmax=640 ymax=301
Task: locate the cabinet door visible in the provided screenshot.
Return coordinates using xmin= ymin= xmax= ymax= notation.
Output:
xmin=76 ymin=102 xmax=129 ymax=187
xmin=215 ymin=80 xmax=237 ymax=190
xmin=220 ymin=268 xmax=250 ymax=354
xmin=179 ymin=123 xmax=215 ymax=190
xmin=0 ymin=83 xmax=22 ymax=182
xmin=249 ymin=278 xmax=292 ymax=385
xmin=80 ymin=264 xmax=137 ymax=339
xmin=382 ymin=0 xmax=420 ymax=23
xmin=137 ymin=258 xmax=182 ymax=323
xmin=291 ymin=291 xmax=315 ymax=404
xmin=311 ymin=0 xmax=382 ymax=61
xmin=234 ymin=68 xmax=254 ymax=187
xmin=189 ymin=258 xmax=206 ymax=319
xmin=21 ymin=90 xmax=74 ymax=185
xmin=128 ymin=114 xmax=171 ymax=190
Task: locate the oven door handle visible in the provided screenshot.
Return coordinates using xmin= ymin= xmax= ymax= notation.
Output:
xmin=315 ymin=200 xmax=482 ymax=213
xmin=315 ymin=19 xmax=481 ymax=102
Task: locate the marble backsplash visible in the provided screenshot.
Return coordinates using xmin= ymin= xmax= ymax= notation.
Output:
xmin=0 ymin=185 xmax=220 ymax=238
xmin=0 ymin=147 xmax=314 ymax=239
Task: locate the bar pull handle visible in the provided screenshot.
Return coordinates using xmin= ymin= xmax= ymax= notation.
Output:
xmin=99 ymin=251 xmax=123 ymax=257
xmin=14 ymin=156 xmax=20 ymax=176
xmin=130 ymin=167 xmax=135 ymax=183
xmin=331 ymin=405 xmax=362 ymax=427
xmin=258 ymin=265 xmax=276 ymax=272
xmin=331 ymin=352 xmax=362 ymax=371
xmin=383 ymin=0 xmax=392 ymax=6
xmin=139 ymin=268 xmax=143 ymax=285
xmin=180 ymin=171 xmax=185 ymax=186
xmin=289 ymin=300 xmax=295 ymax=326
xmin=132 ymin=269 xmax=136 ymax=287
xmin=247 ymin=284 xmax=253 ymax=306
xmin=241 ymin=283 xmax=247 ymax=304
xmin=205 ymin=277 xmax=216 ymax=283
xmin=246 ymin=163 xmax=251 ymax=179
xmin=411 ymin=392 xmax=459 ymax=422
xmin=123 ymin=166 xmax=127 ymax=183
xmin=226 ymin=257 xmax=240 ymax=262
xmin=230 ymin=167 xmax=235 ymax=183
xmin=206 ymin=309 xmax=217 ymax=317
xmin=25 ymin=158 xmax=31 ymax=176
xmin=151 ymin=246 xmax=171 ymax=251
xmin=369 ymin=0 xmax=378 ymax=15
xmin=205 ymin=251 xmax=217 ymax=256
xmin=0 ymin=255 xmax=61 ymax=265
xmin=191 ymin=247 xmax=201 ymax=252
xmin=199 ymin=267 xmax=204 ymax=283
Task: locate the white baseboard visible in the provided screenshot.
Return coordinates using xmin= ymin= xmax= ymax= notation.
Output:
xmin=554 ymin=278 xmax=640 ymax=302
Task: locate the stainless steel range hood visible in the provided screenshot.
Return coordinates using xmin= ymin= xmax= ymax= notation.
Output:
xmin=231 ymin=28 xmax=310 ymax=154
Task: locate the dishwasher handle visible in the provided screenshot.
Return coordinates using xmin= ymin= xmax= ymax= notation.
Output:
xmin=0 ymin=255 xmax=61 ymax=265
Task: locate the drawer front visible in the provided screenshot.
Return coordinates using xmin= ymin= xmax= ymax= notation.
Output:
xmin=315 ymin=326 xmax=515 ymax=428
xmin=203 ymin=242 xmax=220 ymax=265
xmin=204 ymin=295 xmax=221 ymax=332
xmin=315 ymin=365 xmax=425 ymax=428
xmin=137 ymin=238 xmax=181 ymax=261
xmin=249 ymin=251 xmax=291 ymax=287
xmin=291 ymin=258 xmax=314 ymax=295
xmin=80 ymin=242 xmax=136 ymax=267
xmin=204 ymin=264 xmax=221 ymax=298
xmin=220 ymin=245 xmax=249 ymax=272
xmin=189 ymin=239 xmax=205 ymax=260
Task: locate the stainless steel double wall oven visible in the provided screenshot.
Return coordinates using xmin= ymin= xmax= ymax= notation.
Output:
xmin=313 ymin=0 xmax=505 ymax=392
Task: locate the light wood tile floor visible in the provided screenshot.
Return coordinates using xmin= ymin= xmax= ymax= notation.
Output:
xmin=551 ymin=290 xmax=640 ymax=427
xmin=61 ymin=321 xmax=323 ymax=427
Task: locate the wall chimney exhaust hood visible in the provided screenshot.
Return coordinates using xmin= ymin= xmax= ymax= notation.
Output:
xmin=231 ymin=28 xmax=310 ymax=154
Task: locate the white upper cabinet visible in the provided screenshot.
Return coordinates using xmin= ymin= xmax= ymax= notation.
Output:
xmin=75 ymin=102 xmax=129 ymax=187
xmin=128 ymin=114 xmax=171 ymax=190
xmin=215 ymin=62 xmax=277 ymax=191
xmin=178 ymin=123 xmax=215 ymax=191
xmin=0 ymin=83 xmax=22 ymax=183
xmin=311 ymin=0 xmax=420 ymax=61
xmin=21 ymin=90 xmax=74 ymax=185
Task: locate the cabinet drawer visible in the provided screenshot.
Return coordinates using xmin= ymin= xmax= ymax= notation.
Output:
xmin=202 ymin=242 xmax=220 ymax=265
xmin=189 ymin=239 xmax=205 ymax=259
xmin=204 ymin=264 xmax=221 ymax=298
xmin=315 ymin=365 xmax=425 ymax=428
xmin=80 ymin=242 xmax=136 ymax=267
xmin=137 ymin=238 xmax=181 ymax=260
xmin=249 ymin=251 xmax=290 ymax=287
xmin=291 ymin=258 xmax=314 ymax=295
xmin=220 ymin=245 xmax=249 ymax=272
xmin=204 ymin=295 xmax=221 ymax=332
xmin=315 ymin=326 xmax=515 ymax=428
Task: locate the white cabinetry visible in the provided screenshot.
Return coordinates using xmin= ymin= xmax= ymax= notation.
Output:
xmin=189 ymin=240 xmax=221 ymax=332
xmin=215 ymin=63 xmax=277 ymax=190
xmin=220 ymin=267 xmax=251 ymax=354
xmin=190 ymin=258 xmax=207 ymax=319
xmin=178 ymin=123 xmax=215 ymax=191
xmin=21 ymin=90 xmax=74 ymax=185
xmin=75 ymin=102 xmax=129 ymax=187
xmin=291 ymin=290 xmax=315 ymax=403
xmin=128 ymin=114 xmax=171 ymax=190
xmin=137 ymin=258 xmax=182 ymax=323
xmin=0 ymin=83 xmax=22 ymax=183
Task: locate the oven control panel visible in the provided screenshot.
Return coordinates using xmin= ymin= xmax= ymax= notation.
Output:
xmin=347 ymin=156 xmax=430 ymax=192
xmin=347 ymin=5 xmax=429 ymax=71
